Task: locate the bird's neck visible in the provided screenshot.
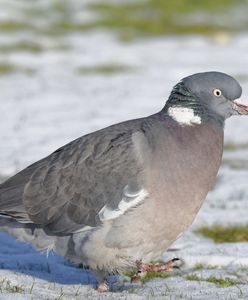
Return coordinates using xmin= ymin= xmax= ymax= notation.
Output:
xmin=162 ymin=82 xmax=225 ymax=128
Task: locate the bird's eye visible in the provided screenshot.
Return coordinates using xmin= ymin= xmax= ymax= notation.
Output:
xmin=213 ymin=89 xmax=222 ymax=97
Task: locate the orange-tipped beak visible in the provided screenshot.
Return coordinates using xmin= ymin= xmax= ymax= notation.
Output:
xmin=232 ymin=100 xmax=248 ymax=115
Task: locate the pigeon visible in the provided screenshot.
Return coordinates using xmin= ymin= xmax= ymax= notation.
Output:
xmin=0 ymin=71 xmax=247 ymax=292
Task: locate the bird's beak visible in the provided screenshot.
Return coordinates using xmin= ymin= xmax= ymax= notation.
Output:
xmin=232 ymin=99 xmax=248 ymax=115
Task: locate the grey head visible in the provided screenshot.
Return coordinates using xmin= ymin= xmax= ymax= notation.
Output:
xmin=163 ymin=71 xmax=248 ymax=127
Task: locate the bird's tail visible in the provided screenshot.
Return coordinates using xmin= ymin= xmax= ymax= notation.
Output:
xmin=0 ymin=169 xmax=67 ymax=254
xmin=0 ymin=166 xmax=36 ymax=223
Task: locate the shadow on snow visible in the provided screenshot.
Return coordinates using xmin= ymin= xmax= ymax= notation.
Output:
xmin=0 ymin=232 xmax=97 ymax=286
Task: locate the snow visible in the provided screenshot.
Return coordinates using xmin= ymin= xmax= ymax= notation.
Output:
xmin=1 ymin=1 xmax=248 ymax=299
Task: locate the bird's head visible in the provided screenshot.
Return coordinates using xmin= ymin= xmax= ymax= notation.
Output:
xmin=164 ymin=71 xmax=248 ymax=127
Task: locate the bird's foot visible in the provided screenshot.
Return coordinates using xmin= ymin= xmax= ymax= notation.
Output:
xmin=97 ymin=280 xmax=109 ymax=292
xmin=131 ymin=258 xmax=180 ymax=283
xmin=140 ymin=258 xmax=180 ymax=272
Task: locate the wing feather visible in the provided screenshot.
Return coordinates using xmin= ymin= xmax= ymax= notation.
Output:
xmin=0 ymin=119 xmax=150 ymax=235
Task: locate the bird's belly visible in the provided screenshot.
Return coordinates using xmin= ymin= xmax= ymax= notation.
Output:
xmin=74 ymin=164 xmax=220 ymax=270
xmin=136 ymin=198 xmax=201 ymax=261
xmin=114 ymin=161 xmax=221 ymax=261
xmin=71 ymin=177 xmax=213 ymax=272
xmin=117 ymin=194 xmax=203 ymax=262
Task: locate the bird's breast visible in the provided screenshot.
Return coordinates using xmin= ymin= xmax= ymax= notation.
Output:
xmin=142 ymin=123 xmax=224 ymax=247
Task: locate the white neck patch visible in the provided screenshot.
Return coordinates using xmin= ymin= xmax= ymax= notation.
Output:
xmin=168 ymin=106 xmax=201 ymax=126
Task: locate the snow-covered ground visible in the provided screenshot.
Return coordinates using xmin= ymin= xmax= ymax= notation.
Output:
xmin=1 ymin=1 xmax=248 ymax=299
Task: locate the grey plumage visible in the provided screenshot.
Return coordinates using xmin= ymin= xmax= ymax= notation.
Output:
xmin=0 ymin=71 xmax=247 ymax=289
xmin=0 ymin=119 xmax=146 ymax=234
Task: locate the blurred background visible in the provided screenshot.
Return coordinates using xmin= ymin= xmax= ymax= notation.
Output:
xmin=1 ymin=0 xmax=248 ymax=298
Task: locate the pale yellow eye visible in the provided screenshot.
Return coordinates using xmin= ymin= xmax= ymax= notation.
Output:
xmin=213 ymin=89 xmax=222 ymax=97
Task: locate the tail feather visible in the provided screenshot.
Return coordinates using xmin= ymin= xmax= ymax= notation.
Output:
xmin=0 ymin=158 xmax=69 ymax=252
xmin=0 ymin=184 xmax=29 ymax=222
xmin=0 ymin=160 xmax=44 ymax=222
